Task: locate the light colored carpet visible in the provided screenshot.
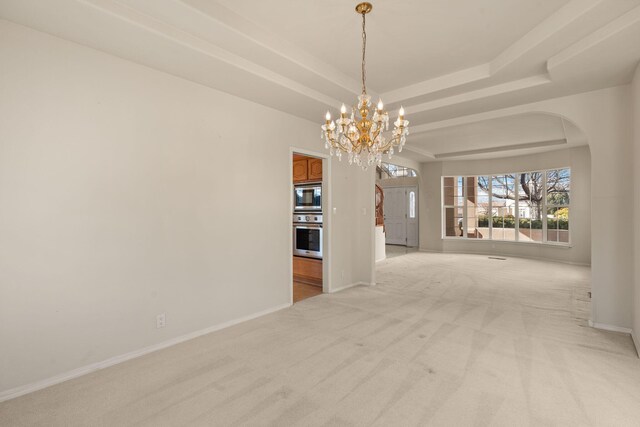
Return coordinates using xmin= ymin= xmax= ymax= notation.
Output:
xmin=1 ymin=252 xmax=639 ymax=426
xmin=384 ymin=244 xmax=418 ymax=259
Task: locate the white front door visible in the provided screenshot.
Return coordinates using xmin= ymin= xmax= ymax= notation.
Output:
xmin=384 ymin=187 xmax=407 ymax=245
xmin=406 ymin=187 xmax=418 ymax=247
xmin=383 ymin=186 xmax=419 ymax=247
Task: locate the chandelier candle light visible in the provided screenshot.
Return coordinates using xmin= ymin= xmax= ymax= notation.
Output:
xmin=321 ymin=2 xmax=409 ymax=170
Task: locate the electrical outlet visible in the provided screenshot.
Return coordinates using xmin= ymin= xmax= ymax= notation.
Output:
xmin=156 ymin=313 xmax=166 ymax=329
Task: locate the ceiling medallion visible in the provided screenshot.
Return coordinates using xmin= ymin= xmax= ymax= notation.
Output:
xmin=321 ymin=2 xmax=409 ymax=170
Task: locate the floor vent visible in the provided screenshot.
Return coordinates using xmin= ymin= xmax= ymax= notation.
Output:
xmin=488 ymin=257 xmax=507 ymax=260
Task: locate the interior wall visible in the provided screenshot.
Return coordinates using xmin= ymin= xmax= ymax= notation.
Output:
xmin=416 ymin=85 xmax=633 ymax=331
xmin=0 ymin=20 xmax=374 ymax=396
xmin=633 ymin=62 xmax=640 ymax=348
xmin=419 ymin=147 xmax=591 ymax=265
xmin=378 ymin=177 xmax=419 ymax=188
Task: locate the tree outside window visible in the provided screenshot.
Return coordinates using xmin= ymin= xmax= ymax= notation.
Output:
xmin=443 ymin=168 xmax=571 ymax=244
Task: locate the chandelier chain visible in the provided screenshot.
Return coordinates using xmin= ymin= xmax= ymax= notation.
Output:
xmin=361 ymin=12 xmax=367 ymax=95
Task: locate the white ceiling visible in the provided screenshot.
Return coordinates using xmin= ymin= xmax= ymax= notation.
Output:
xmin=1 ymin=0 xmax=639 ymax=162
xmin=215 ymin=0 xmax=571 ymax=93
xmin=401 ymin=113 xmax=585 ymax=162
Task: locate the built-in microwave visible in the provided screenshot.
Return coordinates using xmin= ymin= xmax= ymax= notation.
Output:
xmin=294 ymin=183 xmax=322 ymax=212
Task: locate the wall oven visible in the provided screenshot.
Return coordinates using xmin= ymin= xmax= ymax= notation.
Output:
xmin=293 ymin=213 xmax=323 ymax=259
xmin=294 ymin=183 xmax=322 ymax=212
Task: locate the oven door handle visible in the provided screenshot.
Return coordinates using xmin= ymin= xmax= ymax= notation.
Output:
xmin=293 ymin=224 xmax=322 ymax=229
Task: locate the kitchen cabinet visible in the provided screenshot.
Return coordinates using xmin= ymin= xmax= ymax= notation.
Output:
xmin=308 ymin=158 xmax=323 ymax=180
xmin=292 ymin=159 xmax=308 ymax=183
xmin=292 ymin=157 xmax=322 ymax=183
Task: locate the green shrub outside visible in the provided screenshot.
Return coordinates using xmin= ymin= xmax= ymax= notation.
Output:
xmin=477 ymin=215 xmax=566 ymax=230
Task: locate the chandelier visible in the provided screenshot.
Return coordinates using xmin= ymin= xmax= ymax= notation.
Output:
xmin=321 ymin=2 xmax=409 ymax=170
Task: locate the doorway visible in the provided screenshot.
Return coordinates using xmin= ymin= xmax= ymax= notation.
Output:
xmin=383 ymin=186 xmax=418 ymax=247
xmin=291 ymin=151 xmax=326 ymax=303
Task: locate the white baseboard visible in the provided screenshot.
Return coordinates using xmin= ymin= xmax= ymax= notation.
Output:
xmin=0 ymin=302 xmax=291 ymax=403
xmin=329 ymin=281 xmax=373 ymax=294
xmin=588 ymin=320 xmax=633 ymax=334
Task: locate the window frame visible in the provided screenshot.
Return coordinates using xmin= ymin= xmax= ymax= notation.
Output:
xmin=440 ymin=167 xmax=571 ymax=247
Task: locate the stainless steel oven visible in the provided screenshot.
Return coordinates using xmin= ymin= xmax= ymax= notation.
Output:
xmin=293 ymin=213 xmax=323 ymax=259
xmin=294 ymin=183 xmax=322 ymax=212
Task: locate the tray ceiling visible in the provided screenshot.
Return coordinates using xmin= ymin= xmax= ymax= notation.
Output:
xmin=1 ymin=0 xmax=639 ymax=162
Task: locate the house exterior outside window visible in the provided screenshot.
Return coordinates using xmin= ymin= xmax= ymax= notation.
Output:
xmin=441 ymin=168 xmax=571 ymax=245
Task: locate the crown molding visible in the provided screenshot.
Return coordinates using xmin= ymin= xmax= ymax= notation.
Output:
xmin=548 ymin=4 xmax=640 ymax=72
xmin=433 ymin=138 xmax=567 ymax=159
xmin=180 ymin=0 xmax=363 ymax=96
xmin=380 ymin=0 xmax=606 ymax=110
xmin=403 ymin=74 xmax=551 ymax=115
xmin=78 ymin=0 xmax=345 ymax=108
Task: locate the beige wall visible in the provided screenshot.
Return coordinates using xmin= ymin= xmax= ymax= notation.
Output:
xmin=416 ymin=85 xmax=634 ymax=332
xmin=378 ymin=177 xmax=419 ymax=188
xmin=0 ymin=20 xmax=374 ymax=395
xmin=419 ymin=147 xmax=591 ymax=265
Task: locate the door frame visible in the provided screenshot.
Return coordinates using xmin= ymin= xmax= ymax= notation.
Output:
xmin=289 ymin=147 xmax=332 ymax=305
xmin=381 ymin=184 xmax=419 ymax=247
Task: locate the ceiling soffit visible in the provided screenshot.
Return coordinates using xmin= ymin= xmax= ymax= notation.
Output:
xmin=0 ymin=0 xmax=638 ymax=160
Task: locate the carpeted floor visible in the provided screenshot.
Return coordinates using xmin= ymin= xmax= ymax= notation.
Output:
xmin=384 ymin=244 xmax=418 ymax=259
xmin=1 ymin=252 xmax=639 ymax=426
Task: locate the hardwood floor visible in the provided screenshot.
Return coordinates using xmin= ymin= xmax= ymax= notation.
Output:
xmin=293 ymin=281 xmax=322 ymax=303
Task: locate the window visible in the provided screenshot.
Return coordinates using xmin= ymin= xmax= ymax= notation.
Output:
xmin=520 ymin=172 xmax=544 ymax=242
xmin=546 ymin=168 xmax=570 ymax=243
xmin=409 ymin=191 xmax=416 ymax=219
xmin=378 ymin=162 xmax=417 ymax=178
xmin=441 ymin=168 xmax=571 ymax=245
xmin=443 ymin=176 xmax=464 ymax=237
xmin=490 ymin=174 xmax=516 ymax=241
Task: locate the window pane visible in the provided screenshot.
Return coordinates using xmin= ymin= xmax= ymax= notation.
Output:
xmin=409 ymin=191 xmax=416 ymax=219
xmin=443 ymin=176 xmax=464 ymax=207
xmin=444 ymin=207 xmax=463 ymax=237
xmin=381 ymin=162 xmax=417 ymax=179
xmin=518 ymin=172 xmax=543 ymax=242
xmin=491 ymin=174 xmax=516 ymax=241
xmin=547 ymin=168 xmax=571 ymax=205
xmin=547 ymin=207 xmax=569 ymax=243
xmin=472 ymin=176 xmax=490 ymax=239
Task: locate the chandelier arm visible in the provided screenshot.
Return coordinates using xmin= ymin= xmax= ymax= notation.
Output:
xmin=344 ymin=133 xmax=359 ymax=150
xmin=339 ymin=139 xmax=353 ymax=153
xmin=377 ymin=135 xmax=402 ymax=152
xmin=372 ymin=127 xmax=381 ymax=141
xmin=334 ymin=135 xmax=352 ymax=152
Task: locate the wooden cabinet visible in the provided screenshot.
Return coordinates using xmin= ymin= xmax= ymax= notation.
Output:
xmin=292 ymin=159 xmax=308 ymax=183
xmin=292 ymin=156 xmax=322 ymax=183
xmin=293 ymin=256 xmax=322 ymax=286
xmin=308 ymin=158 xmax=323 ymax=181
